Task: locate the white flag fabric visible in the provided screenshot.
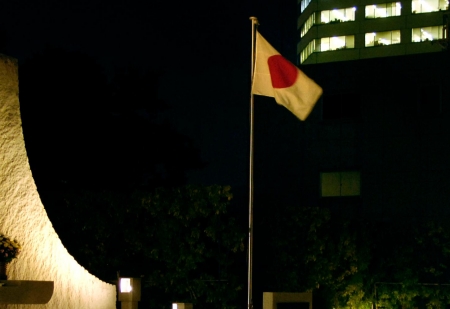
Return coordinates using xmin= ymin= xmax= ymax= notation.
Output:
xmin=251 ymin=31 xmax=323 ymax=121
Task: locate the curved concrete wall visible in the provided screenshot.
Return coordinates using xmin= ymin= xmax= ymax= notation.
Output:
xmin=0 ymin=55 xmax=116 ymax=308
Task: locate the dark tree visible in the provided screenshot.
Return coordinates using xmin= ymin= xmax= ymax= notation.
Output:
xmin=55 ymin=185 xmax=246 ymax=309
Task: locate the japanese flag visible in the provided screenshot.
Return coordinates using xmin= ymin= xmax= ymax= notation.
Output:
xmin=252 ymin=31 xmax=322 ymax=121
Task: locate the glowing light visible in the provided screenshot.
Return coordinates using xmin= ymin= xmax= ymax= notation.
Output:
xmin=120 ymin=278 xmax=132 ymax=293
xmin=172 ymin=303 xmax=193 ymax=309
xmin=421 ymin=29 xmax=433 ymax=40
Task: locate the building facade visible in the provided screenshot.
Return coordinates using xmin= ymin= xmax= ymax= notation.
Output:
xmin=301 ymin=53 xmax=450 ymax=220
xmin=297 ymin=0 xmax=448 ymax=64
xmin=296 ymin=0 xmax=450 ymax=220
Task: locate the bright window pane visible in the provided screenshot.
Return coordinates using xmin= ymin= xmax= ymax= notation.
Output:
xmin=412 ymin=0 xmax=446 ymax=13
xmin=303 ymin=35 xmax=355 ymax=61
xmin=319 ymin=35 xmax=354 ymax=51
xmin=365 ymin=33 xmax=377 ymax=46
xmin=365 ymin=30 xmax=401 ymax=46
xmin=366 ymin=5 xmax=376 ymax=18
xmin=321 ymin=38 xmax=331 ymax=51
xmin=344 ymin=7 xmax=357 ymax=21
xmin=330 ymin=9 xmax=341 ymax=21
xmin=301 ymin=14 xmax=316 ymax=38
xmin=301 ymin=0 xmax=312 ymax=12
xmin=330 ymin=36 xmax=346 ymax=50
xmin=321 ymin=10 xmax=331 ymax=23
xmin=377 ymin=31 xmax=391 ymax=45
xmin=377 ymin=4 xmax=388 ymax=17
xmin=366 ymin=2 xmax=401 ymax=18
xmin=300 ymin=40 xmax=316 ymax=63
xmin=412 ymin=26 xmax=443 ymax=42
xmin=320 ymin=7 xmax=356 ymax=23
xmin=387 ymin=2 xmax=402 ymax=16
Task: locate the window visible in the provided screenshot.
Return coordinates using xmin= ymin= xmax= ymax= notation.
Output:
xmin=300 ymin=35 xmax=355 ymax=63
xmin=412 ymin=26 xmax=444 ymax=41
xmin=321 ymin=171 xmax=361 ymax=197
xmin=412 ymin=0 xmax=448 ymax=13
xmin=365 ymin=30 xmax=401 ymax=46
xmin=365 ymin=2 xmax=402 ymax=18
xmin=320 ymin=7 xmax=356 ymax=23
xmin=301 ymin=14 xmax=316 ymax=38
xmin=300 ymin=40 xmax=317 ymax=63
xmin=319 ymin=35 xmax=355 ymax=51
xmin=301 ymin=0 xmax=312 ymax=12
xmin=322 ymin=93 xmax=361 ymax=120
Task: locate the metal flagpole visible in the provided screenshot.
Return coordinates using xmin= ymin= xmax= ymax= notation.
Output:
xmin=248 ymin=16 xmax=258 ymax=309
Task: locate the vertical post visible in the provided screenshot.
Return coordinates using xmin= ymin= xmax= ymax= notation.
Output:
xmin=248 ymin=16 xmax=258 ymax=309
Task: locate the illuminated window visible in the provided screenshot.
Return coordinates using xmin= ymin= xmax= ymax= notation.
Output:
xmin=301 ymin=14 xmax=316 ymax=38
xmin=365 ymin=2 xmax=402 ymax=18
xmin=365 ymin=30 xmax=401 ymax=46
xmin=319 ymin=35 xmax=355 ymax=51
xmin=320 ymin=7 xmax=356 ymax=23
xmin=300 ymin=40 xmax=317 ymax=63
xmin=321 ymin=171 xmax=361 ymax=197
xmin=412 ymin=26 xmax=444 ymax=41
xmin=300 ymin=35 xmax=355 ymax=63
xmin=301 ymin=0 xmax=312 ymax=12
xmin=412 ymin=0 xmax=448 ymax=13
xmin=322 ymin=93 xmax=361 ymax=120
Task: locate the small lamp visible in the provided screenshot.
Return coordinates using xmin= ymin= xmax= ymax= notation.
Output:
xmin=118 ymin=277 xmax=141 ymax=309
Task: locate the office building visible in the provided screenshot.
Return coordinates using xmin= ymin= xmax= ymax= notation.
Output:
xmin=296 ymin=0 xmax=450 ymax=220
xmin=298 ymin=0 xmax=448 ymax=64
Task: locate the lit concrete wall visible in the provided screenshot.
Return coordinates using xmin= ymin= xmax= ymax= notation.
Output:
xmin=0 ymin=54 xmax=116 ymax=308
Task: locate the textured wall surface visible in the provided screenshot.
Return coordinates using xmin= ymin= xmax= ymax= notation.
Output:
xmin=0 ymin=54 xmax=116 ymax=308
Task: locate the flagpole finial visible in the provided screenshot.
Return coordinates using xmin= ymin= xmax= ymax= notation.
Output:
xmin=249 ymin=16 xmax=259 ymax=25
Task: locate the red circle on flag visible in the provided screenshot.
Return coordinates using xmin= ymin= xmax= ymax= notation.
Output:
xmin=267 ymin=55 xmax=298 ymax=89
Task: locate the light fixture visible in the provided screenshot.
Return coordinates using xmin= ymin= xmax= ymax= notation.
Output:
xmin=172 ymin=303 xmax=193 ymax=309
xmin=118 ymin=277 xmax=141 ymax=309
xmin=120 ymin=278 xmax=132 ymax=293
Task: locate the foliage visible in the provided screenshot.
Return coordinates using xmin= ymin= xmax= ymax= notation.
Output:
xmin=316 ymin=217 xmax=450 ymax=309
xmin=53 ymin=185 xmax=245 ymax=309
xmin=372 ymin=221 xmax=450 ymax=309
xmin=259 ymin=206 xmax=450 ymax=309
xmin=0 ymin=234 xmax=21 ymax=263
xmin=299 ymin=208 xmax=371 ymax=309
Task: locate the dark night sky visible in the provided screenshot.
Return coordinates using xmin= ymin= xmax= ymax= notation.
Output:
xmin=0 ymin=0 xmax=302 ymax=190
